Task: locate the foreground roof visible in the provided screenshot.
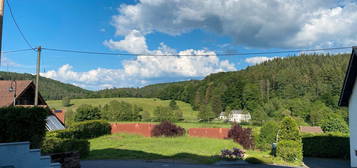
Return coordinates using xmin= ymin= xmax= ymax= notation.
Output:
xmin=0 ymin=80 xmax=33 ymax=107
xmin=339 ymin=47 xmax=357 ymax=107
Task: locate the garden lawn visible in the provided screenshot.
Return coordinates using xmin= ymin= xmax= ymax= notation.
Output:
xmin=47 ymin=98 xmax=198 ymax=121
xmin=86 ymin=133 xmax=238 ymax=164
xmin=85 ymin=133 xmax=302 ymax=166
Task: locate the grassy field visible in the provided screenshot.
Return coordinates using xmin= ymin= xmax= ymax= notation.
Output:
xmin=86 ymin=133 xmax=301 ymax=166
xmin=47 ymin=97 xmax=198 ymax=121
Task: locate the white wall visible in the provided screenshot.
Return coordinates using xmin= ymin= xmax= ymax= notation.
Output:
xmin=350 ymin=79 xmax=357 ymax=167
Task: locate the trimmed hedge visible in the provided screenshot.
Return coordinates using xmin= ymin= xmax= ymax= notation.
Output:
xmin=302 ymin=133 xmax=349 ymax=159
xmin=49 ymin=120 xmax=111 ymax=139
xmin=277 ymin=140 xmax=303 ymax=162
xmin=70 ymin=120 xmax=111 ymax=139
xmin=41 ymin=137 xmax=90 ymax=158
xmin=0 ymin=107 xmax=49 ymax=148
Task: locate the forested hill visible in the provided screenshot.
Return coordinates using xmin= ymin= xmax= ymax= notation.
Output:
xmin=0 ymin=72 xmax=92 ymax=100
xmin=93 ymin=53 xmax=351 ymax=125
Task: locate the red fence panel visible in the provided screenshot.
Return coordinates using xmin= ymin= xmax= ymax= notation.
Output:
xmin=188 ymin=128 xmax=229 ymax=139
xmin=111 ymin=123 xmax=155 ymax=137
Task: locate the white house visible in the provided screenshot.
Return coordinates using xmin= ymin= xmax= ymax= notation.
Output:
xmin=339 ymin=46 xmax=357 ymax=167
xmin=219 ymin=110 xmax=251 ymax=123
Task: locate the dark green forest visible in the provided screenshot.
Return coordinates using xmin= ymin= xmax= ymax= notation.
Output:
xmin=0 ymin=53 xmax=351 ymax=127
xmin=90 ymin=53 xmax=351 ymax=126
xmin=0 ymin=72 xmax=92 ymax=100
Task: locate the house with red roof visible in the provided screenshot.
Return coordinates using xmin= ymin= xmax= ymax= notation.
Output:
xmin=0 ymin=80 xmax=64 ymax=130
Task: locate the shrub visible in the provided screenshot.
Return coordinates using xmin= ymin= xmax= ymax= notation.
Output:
xmin=278 ymin=117 xmax=301 ymax=142
xmin=319 ymin=116 xmax=349 ymax=133
xmin=153 ymin=106 xmax=182 ymax=122
xmin=64 ymin=108 xmax=75 ymax=126
xmin=74 ymin=104 xmax=101 ymax=122
xmin=276 ymin=140 xmax=303 ymax=162
xmin=302 ymin=133 xmax=349 ymax=159
xmin=48 ymin=120 xmax=111 ymax=139
xmin=62 ymin=97 xmax=71 ymax=107
xmin=41 ymin=137 xmax=90 ymax=158
xmin=256 ymin=121 xmax=279 ymax=151
xmin=228 ymin=124 xmax=254 ymax=149
xmin=101 ymin=100 xmax=141 ymax=121
xmin=220 ymin=147 xmax=245 ymax=160
xmin=141 ymin=111 xmax=151 ymax=121
xmin=152 ymin=121 xmax=185 ymax=137
xmin=0 ymin=107 xmax=49 ymax=148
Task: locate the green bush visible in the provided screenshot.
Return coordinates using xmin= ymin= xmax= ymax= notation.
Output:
xmin=302 ymin=133 xmax=349 ymax=159
xmin=41 ymin=137 xmax=90 ymax=157
xmin=101 ymin=100 xmax=141 ymax=121
xmin=48 ymin=120 xmax=111 ymax=139
xmin=74 ymin=104 xmax=101 ymax=122
xmin=70 ymin=120 xmax=111 ymax=139
xmin=319 ymin=115 xmax=349 ymax=133
xmin=0 ymin=107 xmax=49 ymax=148
xmin=256 ymin=121 xmax=279 ymax=151
xmin=62 ymin=97 xmax=71 ymax=107
xmin=278 ymin=117 xmax=301 ymax=142
xmin=154 ymin=106 xmax=182 ymax=122
xmin=276 ymin=140 xmax=303 ymax=162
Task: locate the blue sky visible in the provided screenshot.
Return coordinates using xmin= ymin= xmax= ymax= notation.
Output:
xmin=2 ymin=0 xmax=356 ymax=90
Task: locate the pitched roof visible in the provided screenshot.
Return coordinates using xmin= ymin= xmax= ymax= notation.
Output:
xmin=0 ymin=80 xmax=33 ymax=107
xmin=299 ymin=126 xmax=323 ymax=133
xmin=339 ymin=47 xmax=357 ymax=106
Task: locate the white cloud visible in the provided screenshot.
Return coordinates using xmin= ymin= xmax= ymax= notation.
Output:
xmin=245 ymin=56 xmax=275 ymax=64
xmin=42 ymin=44 xmax=236 ymax=90
xmin=1 ymin=56 xmax=21 ymax=68
xmin=103 ymin=29 xmax=149 ymax=54
xmin=112 ymin=0 xmax=357 ymax=48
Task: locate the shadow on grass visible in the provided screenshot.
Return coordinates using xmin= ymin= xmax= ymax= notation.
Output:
xmin=85 ymin=148 xmax=219 ymax=164
xmin=85 ymin=148 xmax=291 ymax=167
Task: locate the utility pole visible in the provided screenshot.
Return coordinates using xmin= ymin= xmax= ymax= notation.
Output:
xmin=0 ymin=0 xmax=5 ymax=67
xmin=35 ymin=46 xmax=41 ymax=106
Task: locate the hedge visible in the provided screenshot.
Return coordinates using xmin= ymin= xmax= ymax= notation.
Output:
xmin=0 ymin=107 xmax=49 ymax=148
xmin=49 ymin=120 xmax=111 ymax=139
xmin=302 ymin=133 xmax=349 ymax=159
xmin=276 ymin=140 xmax=303 ymax=162
xmin=41 ymin=137 xmax=90 ymax=158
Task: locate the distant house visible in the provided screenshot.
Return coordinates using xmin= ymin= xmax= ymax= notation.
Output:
xmin=0 ymin=80 xmax=64 ymax=131
xmin=299 ymin=126 xmax=323 ymax=134
xmin=219 ymin=110 xmax=251 ymax=123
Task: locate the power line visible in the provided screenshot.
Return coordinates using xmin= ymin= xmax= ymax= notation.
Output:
xmin=5 ymin=0 xmax=34 ymax=50
xmin=1 ymin=48 xmax=33 ymax=53
xmin=42 ymin=46 xmax=352 ymax=57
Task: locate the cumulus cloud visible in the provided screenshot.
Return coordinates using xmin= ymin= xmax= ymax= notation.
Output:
xmin=245 ymin=56 xmax=276 ymax=64
xmin=42 ymin=40 xmax=236 ymax=90
xmin=103 ymin=29 xmax=149 ymax=54
xmin=112 ymin=0 xmax=357 ymax=48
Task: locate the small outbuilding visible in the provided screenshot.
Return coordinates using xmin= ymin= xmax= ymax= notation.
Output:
xmin=339 ymin=46 xmax=357 ymax=167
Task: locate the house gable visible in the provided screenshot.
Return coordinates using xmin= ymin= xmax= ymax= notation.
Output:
xmin=0 ymin=80 xmax=46 ymax=107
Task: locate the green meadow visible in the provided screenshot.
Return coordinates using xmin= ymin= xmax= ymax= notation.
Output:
xmin=47 ymin=97 xmax=198 ymax=121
